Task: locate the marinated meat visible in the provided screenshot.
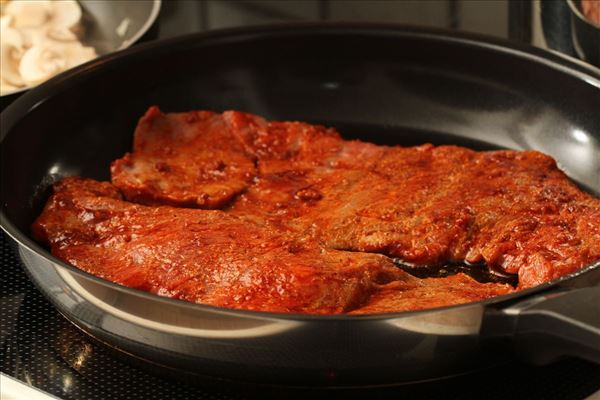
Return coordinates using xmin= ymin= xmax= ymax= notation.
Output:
xmin=223 ymin=110 xmax=347 ymax=174
xmin=111 ymin=107 xmax=346 ymax=208
xmin=352 ymin=274 xmax=513 ymax=314
xmin=33 ymin=177 xmax=512 ymax=313
xmin=33 ymin=177 xmax=412 ymax=314
xmin=33 ymin=107 xmax=600 ymax=314
xmin=111 ymin=107 xmax=256 ymax=208
xmin=231 ymin=144 xmax=600 ymax=289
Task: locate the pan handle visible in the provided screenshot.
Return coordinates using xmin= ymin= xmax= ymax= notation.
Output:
xmin=483 ymin=286 xmax=600 ymax=364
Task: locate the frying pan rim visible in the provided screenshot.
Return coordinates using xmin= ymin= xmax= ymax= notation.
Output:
xmin=1 ymin=21 xmax=599 ymax=118
xmin=1 ymin=22 xmax=599 ymax=322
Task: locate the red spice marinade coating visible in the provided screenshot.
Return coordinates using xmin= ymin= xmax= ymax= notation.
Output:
xmin=221 ymin=110 xmax=600 ymax=289
xmin=32 ymin=177 xmax=409 ymax=313
xmin=232 ymin=146 xmax=600 ymax=288
xmin=32 ymin=177 xmax=512 ymax=313
xmin=32 ymin=107 xmax=600 ymax=314
xmin=111 ymin=107 xmax=256 ymax=208
xmin=33 ymin=177 xmax=511 ymax=313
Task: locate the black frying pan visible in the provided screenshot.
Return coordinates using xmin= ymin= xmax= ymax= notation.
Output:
xmin=1 ymin=24 xmax=599 ymax=387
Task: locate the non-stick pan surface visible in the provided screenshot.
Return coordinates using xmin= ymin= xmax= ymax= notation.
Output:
xmin=1 ymin=24 xmax=599 ymax=387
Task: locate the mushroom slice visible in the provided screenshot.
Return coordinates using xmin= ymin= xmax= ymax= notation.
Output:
xmin=47 ymin=26 xmax=78 ymax=42
xmin=49 ymin=0 xmax=82 ymax=30
xmin=0 ymin=18 xmax=22 ymax=47
xmin=4 ymin=0 xmax=51 ymax=29
xmin=0 ymin=25 xmax=25 ymax=87
xmin=19 ymin=44 xmax=66 ymax=85
xmin=0 ymin=44 xmax=24 ymax=87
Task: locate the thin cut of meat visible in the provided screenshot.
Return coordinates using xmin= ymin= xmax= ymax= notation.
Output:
xmin=323 ymin=148 xmax=600 ymax=288
xmin=230 ymin=144 xmax=600 ymax=289
xmin=33 ymin=177 xmax=417 ymax=314
xmin=111 ymin=106 xmax=257 ymax=208
xmin=223 ymin=110 xmax=347 ymax=174
xmin=32 ymin=107 xmax=600 ymax=314
xmin=351 ymin=273 xmax=513 ymax=314
xmin=33 ymin=178 xmax=512 ymax=313
xmin=111 ymin=107 xmax=347 ymax=208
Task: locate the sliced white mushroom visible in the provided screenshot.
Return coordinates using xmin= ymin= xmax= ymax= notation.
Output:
xmin=46 ymin=26 xmax=78 ymax=42
xmin=49 ymin=0 xmax=82 ymax=29
xmin=0 ymin=21 xmax=25 ymax=87
xmin=4 ymin=0 xmax=51 ymax=29
xmin=19 ymin=44 xmax=66 ymax=85
xmin=0 ymin=41 xmax=24 ymax=87
xmin=0 ymin=20 xmax=22 ymax=48
xmin=0 ymin=0 xmax=97 ymax=95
